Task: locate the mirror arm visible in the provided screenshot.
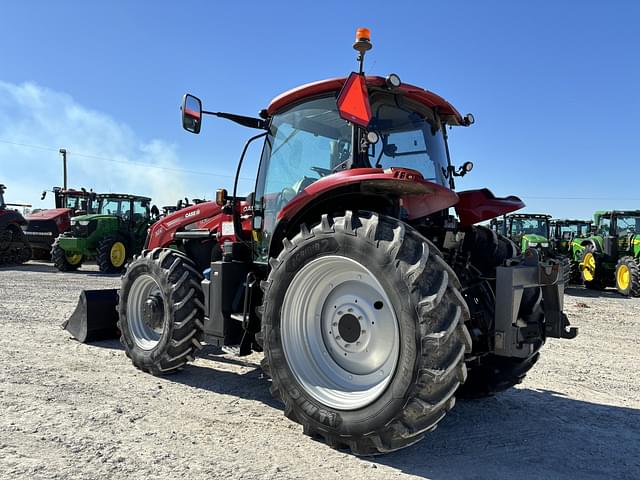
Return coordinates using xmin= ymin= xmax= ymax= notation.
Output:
xmin=203 ymin=110 xmax=268 ymax=130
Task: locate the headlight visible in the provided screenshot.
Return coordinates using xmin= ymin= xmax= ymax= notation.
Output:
xmin=528 ymin=242 xmax=538 ymax=247
xmin=79 ymin=220 xmax=90 ymax=226
xmin=541 ymin=242 xmax=549 ymax=247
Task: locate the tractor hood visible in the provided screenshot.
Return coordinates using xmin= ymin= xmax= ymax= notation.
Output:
xmin=71 ymin=213 xmax=117 ymax=223
xmin=523 ymin=234 xmax=549 ymax=245
xmin=25 ymin=208 xmax=72 ymax=221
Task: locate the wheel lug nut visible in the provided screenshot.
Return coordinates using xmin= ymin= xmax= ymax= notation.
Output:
xmin=344 ymin=344 xmax=350 ymax=348
xmin=332 ymin=322 xmax=337 ymax=326
xmin=338 ymin=311 xmax=343 ymax=315
xmin=348 ymin=308 xmax=353 ymax=312
xmin=336 ymin=336 xmax=341 ymax=341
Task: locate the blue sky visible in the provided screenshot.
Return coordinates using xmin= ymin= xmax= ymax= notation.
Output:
xmin=0 ymin=1 xmax=638 ymax=217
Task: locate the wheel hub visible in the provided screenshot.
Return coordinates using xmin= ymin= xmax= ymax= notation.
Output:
xmin=143 ymin=294 xmax=164 ymax=331
xmin=337 ymin=313 xmax=361 ymax=343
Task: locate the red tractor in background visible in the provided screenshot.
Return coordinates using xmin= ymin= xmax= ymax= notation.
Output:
xmin=0 ymin=184 xmax=32 ymax=265
xmin=71 ymin=29 xmax=576 ymax=455
xmin=23 ymin=187 xmax=97 ymax=259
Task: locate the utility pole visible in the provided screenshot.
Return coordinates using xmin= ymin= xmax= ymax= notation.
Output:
xmin=59 ymin=148 xmax=67 ymax=190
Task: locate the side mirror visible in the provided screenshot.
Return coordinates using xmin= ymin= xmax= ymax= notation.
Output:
xmin=215 ymin=188 xmax=228 ymax=206
xmin=181 ymin=94 xmax=203 ymax=134
xmin=41 ymin=190 xmax=47 ymax=200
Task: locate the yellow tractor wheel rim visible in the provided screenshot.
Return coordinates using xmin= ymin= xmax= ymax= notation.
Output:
xmin=581 ymin=252 xmax=596 ymax=282
xmin=66 ymin=252 xmax=82 ymax=265
xmin=110 ymin=242 xmax=126 ymax=267
xmin=617 ymin=264 xmax=630 ymax=291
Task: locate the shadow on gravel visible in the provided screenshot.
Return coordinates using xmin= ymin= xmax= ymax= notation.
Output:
xmin=169 ymin=361 xmax=280 ymax=410
xmin=144 ymin=345 xmax=640 ymax=479
xmin=374 ymin=388 xmax=640 ymax=480
xmin=565 ymin=286 xmax=627 ymax=300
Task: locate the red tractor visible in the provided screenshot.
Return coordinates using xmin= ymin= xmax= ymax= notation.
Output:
xmin=0 ymin=184 xmax=32 ymax=265
xmin=72 ymin=29 xmax=576 ymax=455
xmin=23 ymin=187 xmax=97 ymax=259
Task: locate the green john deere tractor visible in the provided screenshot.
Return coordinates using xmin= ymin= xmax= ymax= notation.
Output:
xmin=576 ymin=210 xmax=640 ymax=296
xmin=492 ymin=213 xmax=571 ymax=283
xmin=551 ymin=219 xmax=592 ymax=282
xmin=52 ymin=193 xmax=154 ymax=273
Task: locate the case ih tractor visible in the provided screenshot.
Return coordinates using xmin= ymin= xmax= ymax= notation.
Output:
xmin=52 ymin=193 xmax=154 ymax=273
xmin=23 ymin=187 xmax=97 ymax=259
xmin=577 ymin=210 xmax=640 ymax=296
xmin=0 ymin=184 xmax=32 ymax=266
xmin=69 ymin=29 xmax=576 ymax=455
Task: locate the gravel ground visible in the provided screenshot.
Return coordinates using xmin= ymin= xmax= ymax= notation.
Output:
xmin=1 ymin=261 xmax=639 ymax=480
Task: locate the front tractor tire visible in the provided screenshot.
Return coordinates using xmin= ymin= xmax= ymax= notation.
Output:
xmin=97 ymin=235 xmax=128 ymax=273
xmin=615 ymin=256 xmax=640 ymax=297
xmin=260 ymin=211 xmax=471 ymax=455
xmin=580 ymin=245 xmax=606 ymax=290
xmin=51 ymin=238 xmax=83 ymax=271
xmin=118 ymin=249 xmax=205 ymax=375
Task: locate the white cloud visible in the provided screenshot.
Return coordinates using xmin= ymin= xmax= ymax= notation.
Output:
xmin=0 ymin=81 xmax=201 ymax=210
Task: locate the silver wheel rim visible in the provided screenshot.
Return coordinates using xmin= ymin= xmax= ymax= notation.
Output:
xmin=280 ymin=255 xmax=400 ymax=410
xmin=127 ymin=274 xmax=165 ymax=350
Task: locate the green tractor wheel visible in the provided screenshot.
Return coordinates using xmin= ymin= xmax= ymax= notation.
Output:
xmin=51 ymin=238 xmax=83 ymax=271
xmin=615 ymin=256 xmax=640 ymax=297
xmin=97 ymin=235 xmax=128 ymax=273
xmin=579 ymin=245 xmax=606 ymax=290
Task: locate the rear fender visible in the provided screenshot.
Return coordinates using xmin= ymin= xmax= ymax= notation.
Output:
xmin=270 ymin=168 xmax=458 ymax=258
xmin=146 ymin=201 xmax=224 ymax=249
xmin=455 ymin=189 xmax=524 ymax=226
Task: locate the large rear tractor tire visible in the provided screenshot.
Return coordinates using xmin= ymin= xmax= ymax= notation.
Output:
xmin=96 ymin=235 xmax=128 ymax=273
xmin=118 ymin=249 xmax=205 ymax=375
xmin=259 ymin=211 xmax=471 ymax=455
xmin=580 ymin=245 xmax=606 ymax=290
xmin=51 ymin=238 xmax=83 ymax=271
xmin=458 ymin=225 xmax=546 ymax=399
xmin=615 ymin=256 xmax=640 ymax=297
xmin=0 ymin=225 xmax=32 ymax=266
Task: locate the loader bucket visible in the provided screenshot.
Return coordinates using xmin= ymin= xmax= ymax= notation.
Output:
xmin=63 ymin=289 xmax=120 ymax=343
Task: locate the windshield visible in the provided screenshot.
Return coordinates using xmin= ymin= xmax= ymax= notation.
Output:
xmin=64 ymin=195 xmax=92 ymax=212
xmin=510 ymin=218 xmax=549 ymax=239
xmin=559 ymin=223 xmax=590 ymax=237
xmin=616 ymin=215 xmax=640 ymax=235
xmin=98 ymin=198 xmax=131 ymax=218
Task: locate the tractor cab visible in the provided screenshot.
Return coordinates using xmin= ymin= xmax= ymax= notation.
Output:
xmin=52 ymin=187 xmax=97 ymax=215
xmin=592 ymin=210 xmax=640 ymax=259
xmin=505 ymin=213 xmax=551 ymax=251
xmin=551 ymin=219 xmax=592 ymax=255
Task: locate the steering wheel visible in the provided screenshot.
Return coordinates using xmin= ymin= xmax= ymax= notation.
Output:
xmin=274 ymin=187 xmax=297 ymax=211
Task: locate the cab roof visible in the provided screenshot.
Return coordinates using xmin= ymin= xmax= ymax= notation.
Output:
xmin=266 ymin=76 xmax=464 ymax=125
xmin=97 ymin=193 xmax=151 ymax=202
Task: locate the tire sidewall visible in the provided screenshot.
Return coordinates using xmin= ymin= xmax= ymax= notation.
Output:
xmin=263 ymin=226 xmax=421 ymax=436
